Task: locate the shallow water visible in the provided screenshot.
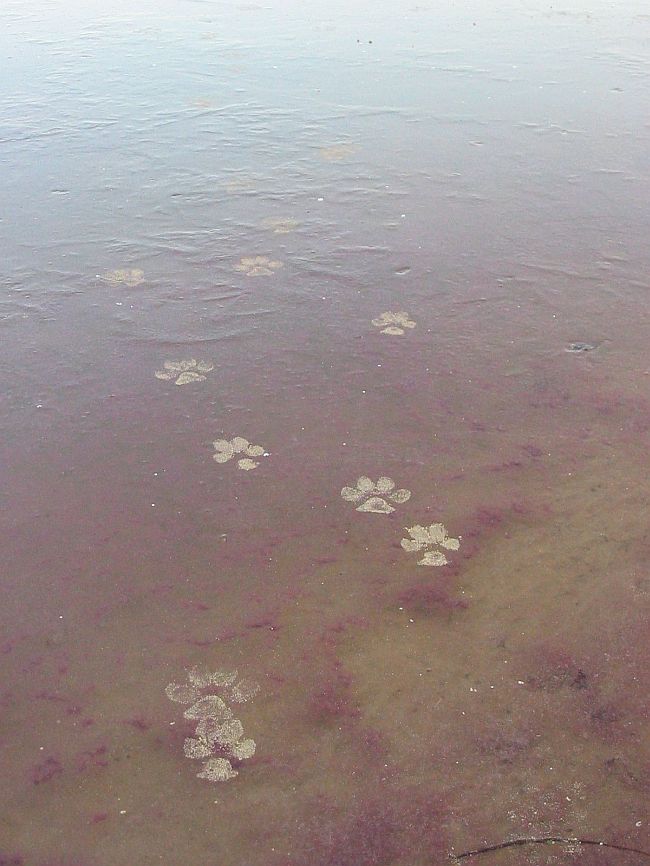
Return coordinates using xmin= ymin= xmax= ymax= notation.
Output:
xmin=2 ymin=1 xmax=650 ymax=864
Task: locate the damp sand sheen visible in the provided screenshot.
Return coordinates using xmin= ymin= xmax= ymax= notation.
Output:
xmin=1 ymin=1 xmax=650 ymax=866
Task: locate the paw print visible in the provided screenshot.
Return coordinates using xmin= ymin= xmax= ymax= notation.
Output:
xmin=101 ymin=268 xmax=144 ymax=287
xmin=234 ymin=256 xmax=283 ymax=276
xmin=400 ymin=523 xmax=460 ymax=566
xmin=165 ymin=667 xmax=260 ymax=784
xmin=155 ymin=359 xmax=214 ymax=385
xmin=212 ymin=437 xmax=268 ymax=471
xmin=261 ymin=217 xmax=299 ymax=234
xmin=223 ymin=176 xmax=257 ymax=193
xmin=318 ymin=144 xmax=357 ymax=161
xmin=371 ymin=311 xmax=416 ymax=336
xmin=341 ymin=476 xmax=411 ymax=514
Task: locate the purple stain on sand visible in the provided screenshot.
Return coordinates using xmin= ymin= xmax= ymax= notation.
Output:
xmin=89 ymin=812 xmax=109 ymax=825
xmin=76 ymin=745 xmax=109 ymax=773
xmin=124 ymin=716 xmax=151 ymax=731
xmin=31 ymin=757 xmax=64 ymax=785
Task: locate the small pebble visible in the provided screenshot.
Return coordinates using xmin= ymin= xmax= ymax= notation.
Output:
xmin=566 ymin=342 xmax=596 ymax=353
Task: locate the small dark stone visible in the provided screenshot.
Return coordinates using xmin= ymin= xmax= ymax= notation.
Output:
xmin=570 ymin=669 xmax=589 ymax=690
xmin=566 ymin=342 xmax=596 ymax=353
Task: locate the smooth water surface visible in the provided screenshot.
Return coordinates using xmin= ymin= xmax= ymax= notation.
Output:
xmin=1 ymin=1 xmax=650 ymax=863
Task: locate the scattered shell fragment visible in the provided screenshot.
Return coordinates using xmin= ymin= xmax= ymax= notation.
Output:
xmin=230 ymin=738 xmax=256 ymax=760
xmin=197 ymin=757 xmax=238 ymax=782
xmin=183 ymin=695 xmax=232 ymax=721
xmin=261 ymin=217 xmax=299 ymax=234
xmin=101 ymin=268 xmax=144 ymax=287
xmin=371 ymin=311 xmax=416 ymax=336
xmin=165 ymin=682 xmax=201 ymax=704
xmin=401 ymin=523 xmax=460 ymax=566
xmin=341 ymin=476 xmax=411 ymax=514
xmin=234 ymin=256 xmax=283 ymax=277
xmin=229 ymin=678 xmax=261 ymax=704
xmin=155 ymin=359 xmax=214 ymax=385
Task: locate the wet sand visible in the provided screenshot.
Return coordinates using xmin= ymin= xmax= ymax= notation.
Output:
xmin=1 ymin=1 xmax=649 ymax=864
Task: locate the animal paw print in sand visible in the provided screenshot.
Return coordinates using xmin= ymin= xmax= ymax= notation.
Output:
xmin=101 ymin=268 xmax=144 ymax=287
xmin=318 ymin=144 xmax=357 ymax=161
xmin=401 ymin=523 xmax=460 ymax=566
xmin=261 ymin=217 xmax=299 ymax=234
xmin=165 ymin=667 xmax=260 ymax=783
xmin=341 ymin=476 xmax=411 ymax=514
xmin=371 ymin=311 xmax=416 ymax=336
xmin=223 ymin=176 xmax=257 ymax=193
xmin=212 ymin=436 xmax=268 ymax=471
xmin=234 ymin=256 xmax=283 ymax=277
xmin=155 ymin=359 xmax=214 ymax=385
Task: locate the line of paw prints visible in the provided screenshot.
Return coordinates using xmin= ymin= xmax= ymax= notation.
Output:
xmin=165 ymin=667 xmax=260 ymax=783
xmin=93 ymin=276 xmax=590 ymax=357
xmin=340 ymin=476 xmax=461 ymax=567
xmin=151 ymin=312 xmax=416 ymax=389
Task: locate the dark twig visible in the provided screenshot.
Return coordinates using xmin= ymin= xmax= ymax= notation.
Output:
xmin=453 ymin=836 xmax=650 ymax=861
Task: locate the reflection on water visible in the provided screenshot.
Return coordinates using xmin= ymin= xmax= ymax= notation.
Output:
xmin=1 ymin=0 xmax=650 ymax=864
